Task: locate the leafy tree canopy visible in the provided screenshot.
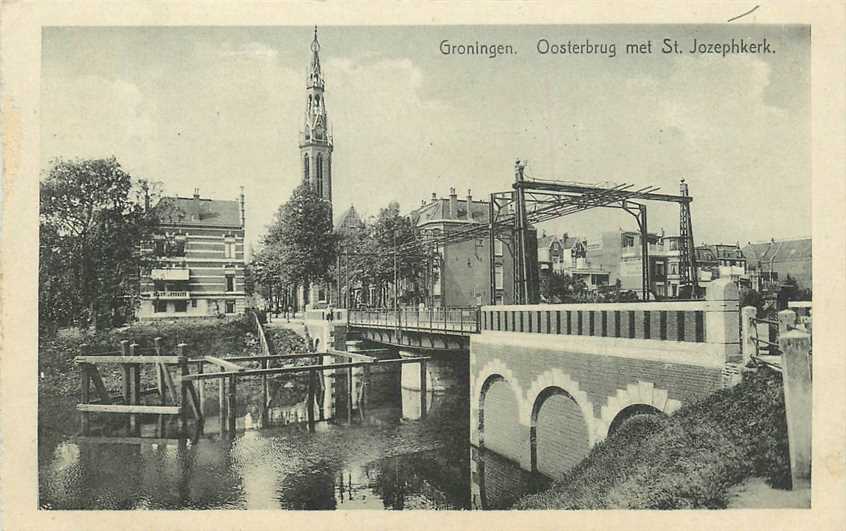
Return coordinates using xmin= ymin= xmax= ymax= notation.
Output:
xmin=261 ymin=183 xmax=338 ymax=290
xmin=40 ymin=157 xmax=163 ymax=331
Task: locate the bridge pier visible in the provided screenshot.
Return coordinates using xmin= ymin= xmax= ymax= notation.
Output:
xmin=399 ymin=350 xmax=468 ymax=420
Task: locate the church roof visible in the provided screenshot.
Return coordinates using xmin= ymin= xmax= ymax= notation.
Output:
xmin=334 ymin=204 xmax=365 ymax=231
xmin=155 ymin=195 xmax=242 ymax=228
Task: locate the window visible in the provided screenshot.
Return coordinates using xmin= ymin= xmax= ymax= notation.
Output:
xmin=326 ymin=155 xmax=331 ymax=195
xmin=316 ymin=154 xmax=324 ymax=196
xmin=154 ymin=301 xmax=167 ymax=313
xmin=494 ymin=239 xmax=504 ymax=257
xmin=191 ymin=299 xmax=198 ymax=308
xmin=670 ymin=263 xmax=678 ymax=275
xmin=174 ymin=301 xmax=187 ymax=313
xmin=303 ymin=154 xmax=310 ymax=181
xmin=226 ymin=276 xmax=235 ymax=292
xmin=495 ymin=264 xmax=504 ymax=289
xmin=224 ymin=238 xmax=236 ymax=259
xmin=622 ymin=235 xmax=635 ymax=248
xmin=225 ymin=301 xmax=235 ymax=314
xmin=153 ymin=234 xmax=186 ymax=257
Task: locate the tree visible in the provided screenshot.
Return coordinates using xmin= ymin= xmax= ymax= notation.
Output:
xmin=262 ymin=184 xmax=337 ymax=304
xmin=367 ymin=201 xmax=424 ymax=306
xmin=39 ymin=157 xmax=162 ymax=331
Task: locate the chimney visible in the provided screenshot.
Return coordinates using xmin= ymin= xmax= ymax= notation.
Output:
xmin=449 ymin=187 xmax=457 ymax=219
xmin=466 ymin=189 xmax=473 ymax=220
xmin=431 ymin=192 xmax=437 ymax=204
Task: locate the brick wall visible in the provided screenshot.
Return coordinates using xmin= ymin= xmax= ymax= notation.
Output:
xmin=470 ymin=279 xmax=739 ymax=475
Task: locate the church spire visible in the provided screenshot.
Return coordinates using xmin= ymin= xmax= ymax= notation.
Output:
xmin=300 ymin=26 xmax=333 ymax=206
xmin=308 ymin=26 xmax=324 ymax=90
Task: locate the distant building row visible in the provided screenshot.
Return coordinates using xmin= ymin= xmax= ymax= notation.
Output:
xmin=401 ymin=187 xmax=811 ymax=306
xmin=536 ymin=230 xmax=811 ymax=298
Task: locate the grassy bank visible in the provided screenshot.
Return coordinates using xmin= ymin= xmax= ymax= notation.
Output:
xmin=38 ymin=316 xmax=307 ymax=437
xmin=514 ymin=369 xmax=791 ymax=510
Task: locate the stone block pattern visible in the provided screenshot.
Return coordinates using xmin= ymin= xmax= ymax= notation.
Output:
xmin=536 ymin=393 xmax=591 ymax=478
xmin=471 ymin=340 xmax=723 ymax=474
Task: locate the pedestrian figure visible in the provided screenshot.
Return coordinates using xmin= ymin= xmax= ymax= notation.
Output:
xmin=287 ymin=305 xmax=293 ymax=322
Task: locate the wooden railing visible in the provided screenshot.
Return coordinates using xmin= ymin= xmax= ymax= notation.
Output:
xmin=75 ymin=339 xmax=202 ymax=436
xmin=741 ymin=306 xmax=813 ymax=368
xmin=150 ymin=290 xmax=189 ymax=299
xmin=76 ymin=324 xmax=433 ymax=439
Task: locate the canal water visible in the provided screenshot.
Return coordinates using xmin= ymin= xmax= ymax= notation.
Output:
xmin=39 ymin=360 xmax=546 ymax=510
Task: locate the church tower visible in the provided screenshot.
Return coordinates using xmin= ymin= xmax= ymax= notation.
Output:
xmin=300 ymin=26 xmax=333 ymax=210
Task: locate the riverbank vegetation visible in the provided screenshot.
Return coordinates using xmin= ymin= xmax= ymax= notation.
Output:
xmin=514 ymin=369 xmax=791 ymax=509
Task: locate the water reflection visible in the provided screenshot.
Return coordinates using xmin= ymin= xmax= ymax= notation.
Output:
xmin=39 ymin=355 xmax=542 ymax=510
xmin=470 ymin=445 xmax=550 ymax=510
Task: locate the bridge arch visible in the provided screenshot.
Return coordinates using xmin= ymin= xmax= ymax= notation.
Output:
xmin=524 ymin=369 xmax=595 ymax=444
xmin=474 ymin=359 xmax=525 ymax=455
xmin=607 ymin=404 xmax=665 ymax=436
xmin=597 ymin=381 xmax=682 ymax=440
xmin=478 ymin=375 xmax=524 ymax=456
xmin=529 ymin=386 xmax=592 ymax=478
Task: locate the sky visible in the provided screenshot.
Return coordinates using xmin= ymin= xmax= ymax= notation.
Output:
xmin=41 ymin=25 xmax=810 ymax=251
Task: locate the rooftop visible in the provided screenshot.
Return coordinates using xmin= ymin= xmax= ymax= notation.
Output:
xmin=155 ymin=192 xmax=242 ymax=228
xmin=741 ymin=238 xmax=812 ymax=263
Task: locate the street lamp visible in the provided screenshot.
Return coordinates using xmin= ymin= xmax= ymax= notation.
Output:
xmin=393 ymin=229 xmax=399 ymax=318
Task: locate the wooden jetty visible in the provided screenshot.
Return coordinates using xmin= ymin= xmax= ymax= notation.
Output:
xmin=75 ymin=314 xmax=430 ymax=438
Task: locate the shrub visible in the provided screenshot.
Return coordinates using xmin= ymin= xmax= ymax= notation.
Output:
xmin=514 ymin=370 xmax=791 ymax=510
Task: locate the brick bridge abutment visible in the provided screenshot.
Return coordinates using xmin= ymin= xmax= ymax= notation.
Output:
xmin=470 ymin=279 xmax=740 ymax=479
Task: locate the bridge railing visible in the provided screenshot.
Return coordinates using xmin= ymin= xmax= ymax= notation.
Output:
xmin=348 ymin=307 xmax=480 ymax=334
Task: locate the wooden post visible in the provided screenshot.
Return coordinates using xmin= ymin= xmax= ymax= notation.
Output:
xmin=741 ymin=306 xmax=757 ymax=365
xmin=779 ymin=329 xmax=812 ymax=490
xmin=307 ymin=369 xmax=315 ymax=432
xmin=128 ymin=343 xmax=139 ymax=434
xmin=178 ymin=343 xmax=188 ymax=433
xmin=346 ymin=366 xmax=353 ymax=425
xmin=155 ymin=337 xmax=165 ymax=438
xmin=120 ymin=340 xmax=131 ymax=405
xmin=197 ymin=360 xmax=205 ymax=419
xmin=218 ymin=368 xmax=226 ymax=435
xmin=317 ymin=354 xmax=325 ymax=421
xmin=227 ymin=375 xmax=237 ymax=435
xmin=419 ymin=359 xmax=428 ymax=419
xmin=80 ymin=359 xmax=90 ymax=435
xmin=361 ymin=364 xmax=371 ymax=424
xmin=154 ymin=337 xmax=165 ymax=404
xmin=261 ymin=355 xmax=269 ymax=427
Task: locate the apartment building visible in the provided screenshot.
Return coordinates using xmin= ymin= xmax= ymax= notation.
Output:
xmin=138 ymin=189 xmax=247 ymax=319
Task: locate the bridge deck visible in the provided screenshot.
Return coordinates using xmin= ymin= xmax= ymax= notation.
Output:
xmin=348 ymin=308 xmax=480 ymax=335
